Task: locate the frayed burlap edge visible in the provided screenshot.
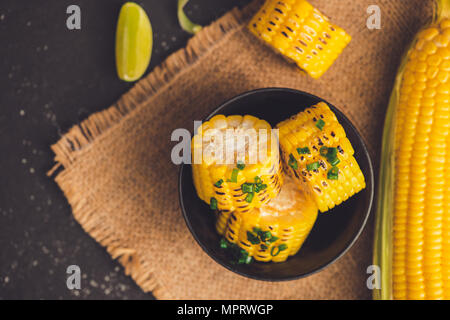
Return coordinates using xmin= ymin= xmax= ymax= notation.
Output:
xmin=48 ymin=1 xmax=261 ymax=299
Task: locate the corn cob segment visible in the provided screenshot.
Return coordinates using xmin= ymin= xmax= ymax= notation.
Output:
xmin=277 ymin=102 xmax=365 ymax=212
xmin=389 ymin=17 xmax=450 ymax=300
xmin=192 ymin=114 xmax=283 ymax=213
xmin=217 ymin=177 xmax=318 ymax=262
xmin=248 ymin=0 xmax=351 ymax=79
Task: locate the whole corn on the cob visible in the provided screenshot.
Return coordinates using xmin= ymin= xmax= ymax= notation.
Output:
xmin=248 ymin=0 xmax=351 ymax=79
xmin=277 ymin=102 xmax=366 ymax=212
xmin=217 ymin=176 xmax=318 ymax=262
xmin=192 ymin=114 xmax=283 ymax=213
xmin=374 ymin=0 xmax=450 ymax=300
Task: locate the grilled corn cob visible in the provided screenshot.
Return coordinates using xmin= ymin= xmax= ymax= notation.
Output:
xmin=192 ymin=114 xmax=283 ymax=213
xmin=217 ymin=176 xmax=318 ymax=262
xmin=374 ymin=0 xmax=450 ymax=300
xmin=277 ymin=102 xmax=365 ymax=212
xmin=248 ymin=0 xmax=351 ymax=79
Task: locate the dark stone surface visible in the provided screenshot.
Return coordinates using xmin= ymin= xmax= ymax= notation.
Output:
xmin=0 ymin=0 xmax=250 ymax=300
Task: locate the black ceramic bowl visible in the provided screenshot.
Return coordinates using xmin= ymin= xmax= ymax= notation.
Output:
xmin=179 ymin=88 xmax=374 ymax=281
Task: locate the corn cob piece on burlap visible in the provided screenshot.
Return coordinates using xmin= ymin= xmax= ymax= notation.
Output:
xmin=248 ymin=0 xmax=351 ymax=79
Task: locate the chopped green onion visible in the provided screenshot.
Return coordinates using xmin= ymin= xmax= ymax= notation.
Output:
xmin=326 ymin=147 xmax=337 ymax=159
xmin=306 ymin=161 xmax=320 ymax=171
xmin=319 ymin=146 xmax=340 ymax=166
xmin=237 ymin=161 xmax=245 ymax=170
xmin=255 ymin=183 xmax=267 ymax=192
xmin=245 ymin=192 xmax=255 ymax=203
xmin=297 ymin=147 xmax=311 ymax=155
xmin=222 ymin=239 xmax=253 ymax=265
xmin=237 ymin=249 xmax=252 ymax=264
xmin=214 ymin=179 xmax=224 ymax=187
xmin=316 ymin=119 xmax=325 ymax=130
xmin=227 ymin=168 xmax=239 ymax=183
xmin=254 ymin=229 xmax=264 ymax=238
xmin=271 ymin=243 xmax=288 ymax=256
xmin=327 ymin=167 xmax=339 ymax=180
xmin=320 ymin=146 xmax=329 ymax=156
xmin=330 ymin=166 xmax=339 ymax=174
xmin=247 ymin=231 xmax=260 ymax=245
xmin=238 ymin=251 xmax=252 ymax=264
xmin=270 ymin=246 xmax=281 ymax=257
xmin=288 ymin=154 xmax=298 ymax=170
xmin=220 ymin=238 xmax=228 ymax=249
xmin=210 ymin=197 xmax=218 ymax=210
xmin=260 ymin=244 xmax=268 ymax=250
xmin=260 ymin=231 xmax=272 ymax=242
xmin=321 ymin=147 xmax=339 ymax=165
xmin=241 ymin=183 xmax=254 ymax=194
xmin=268 ymin=236 xmax=279 ymax=243
xmin=254 ymin=176 xmax=262 ymax=184
xmin=177 ymin=0 xmax=202 ymax=34
xmin=253 ymin=227 xmax=262 ymax=234
xmin=329 ymin=157 xmax=340 ymax=166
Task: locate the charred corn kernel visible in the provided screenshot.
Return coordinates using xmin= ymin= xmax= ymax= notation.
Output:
xmin=192 ymin=114 xmax=283 ymax=213
xmin=248 ymin=0 xmax=351 ymax=79
xmin=216 ymin=209 xmax=232 ymax=236
xmin=375 ymin=1 xmax=450 ymax=300
xmin=217 ymin=177 xmax=318 ymax=262
xmin=276 ymin=102 xmax=365 ymax=212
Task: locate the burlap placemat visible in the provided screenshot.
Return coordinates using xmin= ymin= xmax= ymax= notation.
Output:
xmin=50 ymin=0 xmax=432 ymax=299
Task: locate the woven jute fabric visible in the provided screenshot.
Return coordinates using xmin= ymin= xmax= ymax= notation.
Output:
xmin=50 ymin=0 xmax=432 ymax=299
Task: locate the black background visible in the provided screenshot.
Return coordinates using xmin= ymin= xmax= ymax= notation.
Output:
xmin=0 ymin=0 xmax=249 ymax=300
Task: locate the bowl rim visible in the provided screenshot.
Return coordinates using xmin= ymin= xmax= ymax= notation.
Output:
xmin=178 ymin=87 xmax=374 ymax=281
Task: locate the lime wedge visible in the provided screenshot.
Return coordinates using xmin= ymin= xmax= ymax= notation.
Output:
xmin=115 ymin=2 xmax=153 ymax=82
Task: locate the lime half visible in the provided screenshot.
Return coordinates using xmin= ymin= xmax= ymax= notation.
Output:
xmin=115 ymin=2 xmax=153 ymax=82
